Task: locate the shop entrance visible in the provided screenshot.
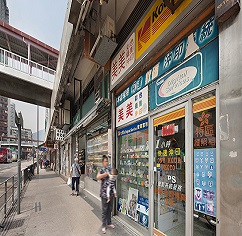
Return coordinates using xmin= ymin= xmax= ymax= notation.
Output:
xmin=152 ymin=92 xmax=217 ymax=236
xmin=153 ymin=105 xmax=186 ymax=236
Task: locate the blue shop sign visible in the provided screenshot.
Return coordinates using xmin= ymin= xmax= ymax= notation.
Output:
xmin=117 ymin=118 xmax=148 ymax=137
xmin=150 ymin=38 xmax=218 ymax=110
xmin=116 ymin=17 xmax=218 ymax=107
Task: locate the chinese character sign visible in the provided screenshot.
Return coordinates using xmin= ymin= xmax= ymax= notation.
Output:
xmin=111 ymin=33 xmax=135 ymax=86
xmin=194 ymin=149 xmax=216 ymax=217
xmin=116 ymin=17 xmax=218 ymax=107
xmin=193 ymin=109 xmax=216 ymax=148
xmin=116 ymin=86 xmax=148 ymax=127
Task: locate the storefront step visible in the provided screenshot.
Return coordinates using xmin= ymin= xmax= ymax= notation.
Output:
xmin=114 ymin=215 xmax=148 ymax=236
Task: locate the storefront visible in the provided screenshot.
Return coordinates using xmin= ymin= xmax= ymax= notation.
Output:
xmin=83 ymin=119 xmax=111 ymax=200
xmin=112 ymin=1 xmax=219 ymax=235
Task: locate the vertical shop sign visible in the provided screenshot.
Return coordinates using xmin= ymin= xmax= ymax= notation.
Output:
xmin=194 ymin=149 xmax=216 ymax=217
xmin=117 ymin=17 xmax=218 ymax=107
xmin=116 ymin=86 xmax=148 ymax=127
xmin=111 ymin=33 xmax=135 ymax=86
xmin=135 ymin=0 xmax=193 ymax=59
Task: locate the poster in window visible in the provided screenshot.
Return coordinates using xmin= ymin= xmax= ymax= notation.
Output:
xmin=127 ymin=188 xmax=139 ymax=221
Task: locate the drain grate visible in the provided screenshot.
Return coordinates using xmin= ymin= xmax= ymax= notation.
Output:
xmin=6 ymin=218 xmax=25 ymax=230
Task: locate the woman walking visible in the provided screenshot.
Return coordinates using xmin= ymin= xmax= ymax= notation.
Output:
xmin=70 ymin=157 xmax=81 ymax=196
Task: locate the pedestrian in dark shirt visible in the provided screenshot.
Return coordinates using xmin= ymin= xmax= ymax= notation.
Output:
xmin=97 ymin=155 xmax=115 ymax=234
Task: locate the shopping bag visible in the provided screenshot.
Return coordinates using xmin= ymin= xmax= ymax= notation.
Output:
xmin=67 ymin=177 xmax=72 ymax=186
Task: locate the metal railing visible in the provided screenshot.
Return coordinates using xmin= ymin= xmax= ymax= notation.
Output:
xmin=0 ymin=47 xmax=55 ymax=83
xmin=0 ymin=163 xmax=36 ymax=222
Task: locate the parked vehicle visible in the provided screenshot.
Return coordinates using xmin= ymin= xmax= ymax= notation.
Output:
xmin=0 ymin=148 xmax=12 ymax=163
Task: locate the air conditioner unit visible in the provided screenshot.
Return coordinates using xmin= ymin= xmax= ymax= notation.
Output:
xmin=89 ymin=16 xmax=118 ymax=66
xmin=101 ymin=15 xmax=115 ymax=39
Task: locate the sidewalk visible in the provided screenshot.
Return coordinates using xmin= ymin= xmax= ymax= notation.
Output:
xmin=0 ymin=168 xmax=136 ymax=236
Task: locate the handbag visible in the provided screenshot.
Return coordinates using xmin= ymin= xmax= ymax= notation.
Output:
xmin=67 ymin=177 xmax=72 ymax=186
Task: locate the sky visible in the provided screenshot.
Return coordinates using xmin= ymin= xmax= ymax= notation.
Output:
xmin=7 ymin=0 xmax=68 ymax=134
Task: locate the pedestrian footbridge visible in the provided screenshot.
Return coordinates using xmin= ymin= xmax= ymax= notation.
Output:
xmin=0 ymin=21 xmax=58 ymax=107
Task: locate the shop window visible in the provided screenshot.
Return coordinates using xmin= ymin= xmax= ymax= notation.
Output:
xmin=193 ymin=92 xmax=216 ymax=235
xmin=86 ymin=133 xmax=108 ymax=180
xmin=117 ymin=119 xmax=149 ymax=228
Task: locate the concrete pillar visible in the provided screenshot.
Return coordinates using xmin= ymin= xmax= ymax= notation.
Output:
xmin=219 ymin=12 xmax=242 ymax=236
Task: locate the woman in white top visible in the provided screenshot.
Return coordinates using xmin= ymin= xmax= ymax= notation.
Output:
xmin=70 ymin=157 xmax=81 ymax=196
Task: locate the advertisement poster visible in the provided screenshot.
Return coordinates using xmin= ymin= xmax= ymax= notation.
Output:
xmin=194 ymin=148 xmax=216 ymax=217
xmin=118 ymin=198 xmax=127 ymax=215
xmin=127 ymin=188 xmax=139 ymax=221
xmin=137 ymin=196 xmax=149 ymax=227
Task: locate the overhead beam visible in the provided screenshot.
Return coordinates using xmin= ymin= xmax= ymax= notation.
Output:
xmin=0 ymin=72 xmax=52 ymax=107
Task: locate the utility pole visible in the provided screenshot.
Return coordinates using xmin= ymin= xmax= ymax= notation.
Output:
xmin=15 ymin=111 xmax=23 ymax=215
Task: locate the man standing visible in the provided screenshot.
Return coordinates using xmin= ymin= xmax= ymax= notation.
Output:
xmin=97 ymin=155 xmax=115 ymax=234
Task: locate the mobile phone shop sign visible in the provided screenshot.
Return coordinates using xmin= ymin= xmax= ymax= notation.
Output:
xmin=116 ymin=17 xmax=218 ymax=107
xmin=117 ymin=118 xmax=148 ymax=137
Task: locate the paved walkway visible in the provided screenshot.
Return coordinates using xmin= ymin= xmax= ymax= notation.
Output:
xmin=0 ymin=168 xmax=135 ymax=236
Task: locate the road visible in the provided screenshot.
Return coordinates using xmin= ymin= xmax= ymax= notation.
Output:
xmin=0 ymin=160 xmax=34 ymax=183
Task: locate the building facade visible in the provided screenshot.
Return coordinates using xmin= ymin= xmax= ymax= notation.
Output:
xmin=0 ymin=0 xmax=9 ymax=23
xmin=47 ymin=1 xmax=242 ymax=235
xmin=10 ymin=127 xmax=32 ymax=142
xmin=8 ymin=101 xmax=15 ymax=135
xmin=0 ymin=96 xmax=8 ymax=137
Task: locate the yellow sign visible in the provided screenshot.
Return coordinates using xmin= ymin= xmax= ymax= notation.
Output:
xmin=135 ymin=0 xmax=193 ymax=59
xmin=154 ymin=228 xmax=167 ymax=236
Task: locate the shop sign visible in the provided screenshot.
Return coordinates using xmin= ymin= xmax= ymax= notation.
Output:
xmin=194 ymin=149 xmax=216 ymax=217
xmin=111 ymin=33 xmax=135 ymax=86
xmin=135 ymin=0 xmax=192 ymax=59
xmin=150 ymin=37 xmax=218 ymax=110
xmin=117 ymin=118 xmax=148 ymax=137
xmin=116 ymin=86 xmax=148 ymax=127
xmin=55 ymin=129 xmax=66 ymax=141
xmin=116 ymin=17 xmax=218 ymax=107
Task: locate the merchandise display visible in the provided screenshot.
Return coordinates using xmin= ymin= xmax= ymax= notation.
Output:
xmin=117 ymin=119 xmax=149 ymax=228
xmin=86 ymin=133 xmax=108 ymax=180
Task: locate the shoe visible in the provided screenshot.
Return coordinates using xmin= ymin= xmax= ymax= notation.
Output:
xmin=102 ymin=227 xmax=106 ymax=234
xmin=107 ymin=224 xmax=115 ymax=229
